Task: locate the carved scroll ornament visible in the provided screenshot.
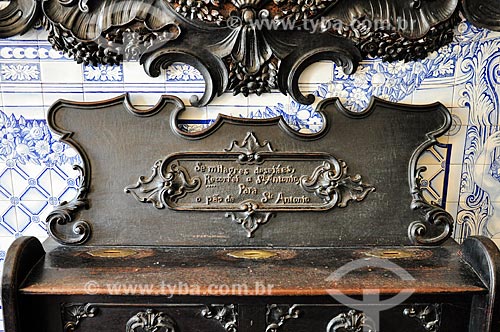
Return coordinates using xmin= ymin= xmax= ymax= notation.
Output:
xmin=403 ymin=304 xmax=441 ymax=332
xmin=62 ymin=303 xmax=98 ymax=332
xmin=1 ymin=0 xmax=498 ymax=106
xmin=408 ymin=104 xmax=454 ymax=245
xmin=125 ymin=131 xmax=375 ymax=237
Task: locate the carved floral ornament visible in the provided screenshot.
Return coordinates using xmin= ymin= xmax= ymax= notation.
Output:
xmin=1 ymin=0 xmax=499 ymax=106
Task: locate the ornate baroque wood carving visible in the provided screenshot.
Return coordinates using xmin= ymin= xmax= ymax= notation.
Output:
xmin=407 ymin=104 xmax=454 ymax=245
xmin=201 ymin=304 xmax=238 ymax=332
xmin=403 ymin=304 xmax=441 ymax=332
xmin=126 ymin=309 xmax=177 ymax=332
xmin=47 ymin=165 xmax=91 ymax=245
xmin=125 ymin=131 xmax=375 ymax=237
xmin=46 ymin=95 xmax=453 ymax=246
xmin=326 ymin=310 xmax=376 ymax=332
xmin=45 ymin=97 xmax=95 ymax=245
xmin=1 ymin=1 xmax=499 ymax=106
xmin=61 ymin=303 xmax=98 ymax=332
xmin=265 ymin=304 xmax=301 ymax=332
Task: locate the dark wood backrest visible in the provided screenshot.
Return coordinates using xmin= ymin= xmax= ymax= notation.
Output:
xmin=46 ymin=95 xmax=452 ymax=247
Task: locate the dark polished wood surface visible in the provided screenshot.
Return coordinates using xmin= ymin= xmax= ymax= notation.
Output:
xmin=45 ymin=95 xmax=452 ymax=247
xmin=21 ymin=242 xmax=485 ymax=296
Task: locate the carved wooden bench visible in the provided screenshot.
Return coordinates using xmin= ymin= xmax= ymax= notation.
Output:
xmin=3 ymin=95 xmax=500 ymax=332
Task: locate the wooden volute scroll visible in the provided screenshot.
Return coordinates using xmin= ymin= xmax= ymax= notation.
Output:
xmin=46 ymin=95 xmax=452 ymax=246
xmin=0 ymin=0 xmax=499 ymax=106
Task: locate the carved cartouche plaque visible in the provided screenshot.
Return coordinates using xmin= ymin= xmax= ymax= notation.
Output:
xmin=125 ymin=131 xmax=375 ymax=237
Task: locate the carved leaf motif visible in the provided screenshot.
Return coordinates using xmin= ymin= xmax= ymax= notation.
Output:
xmin=408 ymin=166 xmax=454 ymax=245
xmin=125 ymin=160 xmax=201 ymax=209
xmin=326 ymin=310 xmax=376 ymax=332
xmin=43 ymin=0 xmax=177 ymax=40
xmin=300 ymin=160 xmax=375 ymax=207
xmin=125 ymin=160 xmax=167 ymax=209
xmin=336 ymin=172 xmax=376 ymax=208
xmin=323 ymin=0 xmax=458 ymax=39
xmin=226 ymin=201 xmax=275 ymax=237
xmin=62 ymin=303 xmax=98 ymax=332
xmin=225 ymin=132 xmax=274 ymax=164
xmin=462 ymin=0 xmax=500 ymax=31
xmin=126 ymin=309 xmax=176 ymax=332
xmin=46 ymin=165 xmax=91 ymax=245
xmin=0 ymin=0 xmax=40 ymax=38
xmin=59 ymin=0 xmax=90 ymax=12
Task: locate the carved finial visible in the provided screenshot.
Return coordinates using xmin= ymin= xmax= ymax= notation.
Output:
xmin=225 ymin=132 xmax=274 ymax=164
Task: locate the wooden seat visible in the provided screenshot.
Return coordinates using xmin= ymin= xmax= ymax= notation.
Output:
xmin=3 ymin=95 xmax=500 ymax=332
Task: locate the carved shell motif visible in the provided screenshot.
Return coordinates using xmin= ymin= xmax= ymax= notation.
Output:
xmin=2 ymin=0 xmax=493 ymax=105
xmin=126 ymin=309 xmax=177 ymax=332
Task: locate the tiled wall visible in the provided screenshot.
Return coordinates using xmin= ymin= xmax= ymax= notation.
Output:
xmin=0 ymin=20 xmax=499 ymax=330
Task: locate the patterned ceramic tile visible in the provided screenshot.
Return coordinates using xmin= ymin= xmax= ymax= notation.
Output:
xmin=166 ymin=63 xmax=204 ymax=82
xmin=0 ymin=63 xmax=41 ymax=82
xmin=39 ymin=62 xmax=83 ymax=83
xmin=83 ymin=64 xmax=124 ymax=82
xmin=122 ymin=62 xmax=166 ymax=84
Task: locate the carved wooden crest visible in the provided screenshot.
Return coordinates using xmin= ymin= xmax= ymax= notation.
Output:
xmin=1 ymin=0 xmax=499 ymax=106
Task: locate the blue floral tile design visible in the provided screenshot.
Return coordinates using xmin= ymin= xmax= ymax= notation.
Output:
xmin=166 ymin=64 xmax=204 ymax=81
xmin=0 ymin=111 xmax=82 ymax=166
xmin=293 ymin=41 xmax=459 ymax=113
xmin=0 ymin=63 xmax=40 ymax=82
xmin=247 ymin=100 xmax=323 ymax=133
xmin=451 ymin=24 xmax=500 ymax=240
xmin=84 ymin=64 xmax=123 ymax=82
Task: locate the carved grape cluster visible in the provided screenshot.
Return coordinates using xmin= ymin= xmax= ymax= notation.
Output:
xmin=274 ymin=0 xmax=337 ymax=21
xmin=329 ymin=12 xmax=459 ymax=62
xmin=228 ymin=58 xmax=278 ymax=96
xmin=167 ymin=0 xmax=224 ymax=24
xmin=44 ymin=17 xmax=180 ymax=66
xmin=44 ymin=17 xmax=122 ymax=66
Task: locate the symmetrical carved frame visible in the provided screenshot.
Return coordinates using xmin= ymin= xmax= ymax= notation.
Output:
xmin=46 ymin=94 xmax=453 ymax=245
xmin=1 ymin=0 xmax=499 ymax=106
